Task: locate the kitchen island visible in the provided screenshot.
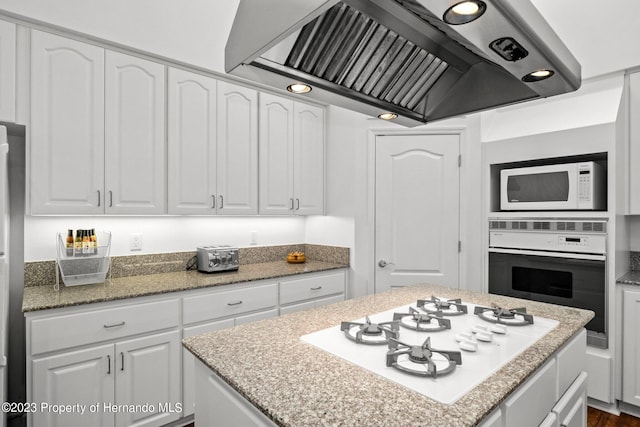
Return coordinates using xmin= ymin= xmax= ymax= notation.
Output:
xmin=183 ymin=284 xmax=593 ymax=427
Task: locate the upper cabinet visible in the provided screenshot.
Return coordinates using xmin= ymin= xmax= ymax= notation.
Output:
xmin=104 ymin=51 xmax=165 ymax=214
xmin=30 ymin=31 xmax=105 ymax=215
xmin=30 ymin=31 xmax=165 ymax=215
xmin=259 ymin=93 xmax=324 ymax=215
xmin=167 ymin=72 xmax=258 ymax=215
xmin=0 ymin=20 xmax=16 ymax=123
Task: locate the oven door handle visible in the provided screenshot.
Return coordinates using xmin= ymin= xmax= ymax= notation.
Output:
xmin=489 ymin=247 xmax=606 ymax=261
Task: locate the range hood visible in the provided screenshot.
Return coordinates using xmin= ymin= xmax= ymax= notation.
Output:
xmin=226 ymin=0 xmax=581 ymax=127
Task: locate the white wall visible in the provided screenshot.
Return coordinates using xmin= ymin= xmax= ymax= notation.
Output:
xmin=0 ymin=0 xmax=238 ymax=73
xmin=24 ymin=216 xmax=305 ymax=262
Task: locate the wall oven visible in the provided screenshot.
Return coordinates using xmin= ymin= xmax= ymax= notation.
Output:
xmin=488 ymin=219 xmax=607 ymax=348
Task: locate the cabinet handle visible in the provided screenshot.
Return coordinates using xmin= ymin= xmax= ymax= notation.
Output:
xmin=290 ymin=198 xmax=294 ymax=210
xmin=227 ymin=300 xmax=243 ymax=306
xmin=311 ymin=286 xmax=322 ymax=291
xmin=103 ymin=321 xmax=125 ymax=328
xmin=107 ymin=355 xmax=111 ymax=374
xmin=120 ymin=352 xmax=124 ymax=371
xmin=219 ymin=195 xmax=224 ymax=209
xmin=211 ymin=195 xmax=216 ymax=209
xmin=97 ymin=190 xmax=101 ymax=207
xmin=109 ymin=190 xmax=113 ymax=207
xmin=296 ymin=198 xmax=300 ymax=210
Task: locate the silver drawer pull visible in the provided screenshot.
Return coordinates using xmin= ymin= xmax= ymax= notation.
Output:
xmin=311 ymin=286 xmax=322 ymax=291
xmin=227 ymin=300 xmax=243 ymax=306
xmin=103 ymin=321 xmax=125 ymax=328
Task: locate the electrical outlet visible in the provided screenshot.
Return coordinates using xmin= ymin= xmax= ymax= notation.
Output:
xmin=250 ymin=231 xmax=257 ymax=245
xmin=130 ymin=233 xmax=143 ymax=251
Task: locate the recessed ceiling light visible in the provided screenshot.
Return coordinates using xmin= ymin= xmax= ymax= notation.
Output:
xmin=378 ymin=112 xmax=398 ymax=121
xmin=443 ymin=1 xmax=486 ymax=25
xmin=286 ymin=83 xmax=312 ymax=94
xmin=522 ymin=69 xmax=555 ymax=82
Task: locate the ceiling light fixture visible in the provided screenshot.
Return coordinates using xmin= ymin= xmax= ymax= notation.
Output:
xmin=378 ymin=112 xmax=398 ymax=121
xmin=522 ymin=69 xmax=555 ymax=82
xmin=286 ymin=83 xmax=312 ymax=94
xmin=443 ymin=1 xmax=487 ymax=25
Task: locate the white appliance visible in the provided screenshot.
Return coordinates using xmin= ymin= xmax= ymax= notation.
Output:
xmin=500 ymin=161 xmax=606 ymax=211
xmin=302 ymin=297 xmax=558 ymax=404
xmin=0 ymin=126 xmax=8 ymax=427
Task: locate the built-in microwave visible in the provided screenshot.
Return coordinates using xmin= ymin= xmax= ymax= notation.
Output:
xmin=500 ymin=161 xmax=606 ymax=211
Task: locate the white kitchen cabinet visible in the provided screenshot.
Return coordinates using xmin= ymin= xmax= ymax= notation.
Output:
xmin=27 ymin=298 xmax=181 ymax=427
xmin=0 ymin=20 xmax=16 ymax=123
xmin=553 ymin=372 xmax=587 ymax=427
xmin=503 ymin=358 xmax=557 ymax=427
xmin=30 ymin=32 xmax=166 ymax=215
xmin=216 ymin=81 xmax=258 ymax=215
xmin=182 ymin=282 xmax=278 ymax=417
xmin=623 ymin=288 xmax=640 ymax=406
xmin=278 ymin=270 xmax=345 ymax=315
xmin=259 ymin=93 xmax=325 ymax=215
xmin=105 ymin=51 xmax=165 ymax=214
xmin=32 ymin=344 xmax=114 ymax=427
xmin=629 ymin=72 xmax=640 ymax=214
xmin=167 ymin=68 xmax=217 ymax=214
xmin=30 ymin=30 xmax=105 ymax=215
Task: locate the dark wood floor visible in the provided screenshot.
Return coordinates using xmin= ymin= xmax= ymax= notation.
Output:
xmin=588 ymin=407 xmax=640 ymax=427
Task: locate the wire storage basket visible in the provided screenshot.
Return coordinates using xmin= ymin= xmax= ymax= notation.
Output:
xmin=55 ymin=230 xmax=112 ymax=289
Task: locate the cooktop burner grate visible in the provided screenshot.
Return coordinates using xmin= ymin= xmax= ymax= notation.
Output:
xmin=340 ymin=316 xmax=400 ymax=345
xmin=386 ymin=337 xmax=462 ymax=377
xmin=474 ymin=305 xmax=534 ymax=326
xmin=393 ymin=307 xmax=451 ymax=332
xmin=417 ymin=296 xmax=468 ymax=316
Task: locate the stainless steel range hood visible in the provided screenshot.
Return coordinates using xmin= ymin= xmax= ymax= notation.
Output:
xmin=226 ymin=0 xmax=581 ymax=127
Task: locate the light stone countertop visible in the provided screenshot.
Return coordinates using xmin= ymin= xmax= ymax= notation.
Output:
xmin=183 ymin=284 xmax=593 ymax=427
xmin=22 ymin=260 xmax=347 ymax=312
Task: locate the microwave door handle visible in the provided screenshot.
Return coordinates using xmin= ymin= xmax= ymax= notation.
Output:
xmin=488 ymin=247 xmax=605 ymax=262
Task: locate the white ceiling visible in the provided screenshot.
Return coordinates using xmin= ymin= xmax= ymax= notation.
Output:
xmin=532 ymin=0 xmax=640 ymax=79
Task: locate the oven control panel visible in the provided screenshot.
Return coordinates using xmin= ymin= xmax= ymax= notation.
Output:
xmin=558 ymin=236 xmax=588 ymax=248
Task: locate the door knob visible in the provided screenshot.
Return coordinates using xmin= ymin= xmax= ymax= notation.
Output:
xmin=378 ymin=260 xmax=395 ymax=268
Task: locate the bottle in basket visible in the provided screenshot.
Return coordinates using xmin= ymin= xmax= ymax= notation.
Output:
xmin=65 ymin=229 xmax=74 ymax=257
xmin=82 ymin=229 xmax=91 ymax=255
xmin=74 ymin=229 xmax=83 ymax=256
xmin=90 ymin=229 xmax=97 ymax=255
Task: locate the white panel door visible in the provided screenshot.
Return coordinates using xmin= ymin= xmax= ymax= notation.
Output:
xmin=115 ymin=331 xmax=181 ymax=427
xmin=105 ymin=51 xmax=165 ymax=214
xmin=259 ymin=93 xmax=294 ymax=215
xmin=375 ymin=133 xmax=460 ymax=292
xmin=216 ymin=81 xmax=258 ymax=215
xmin=32 ymin=344 xmax=114 ymax=427
xmin=167 ymin=68 xmax=217 ymax=214
xmin=30 ymin=31 xmax=105 ymax=214
xmin=293 ymin=102 xmax=324 ymax=215
xmin=0 ymin=20 xmax=16 ymax=123
xmin=623 ymin=289 xmax=640 ymax=406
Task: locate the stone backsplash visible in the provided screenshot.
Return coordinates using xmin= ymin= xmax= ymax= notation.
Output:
xmin=24 ymin=244 xmax=350 ymax=287
xmin=631 ymin=252 xmax=640 ymax=271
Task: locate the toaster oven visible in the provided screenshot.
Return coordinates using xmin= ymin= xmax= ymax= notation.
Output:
xmin=196 ymin=245 xmax=239 ymax=273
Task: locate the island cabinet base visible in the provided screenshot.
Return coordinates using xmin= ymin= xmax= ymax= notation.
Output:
xmin=194 ymin=361 xmax=277 ymax=427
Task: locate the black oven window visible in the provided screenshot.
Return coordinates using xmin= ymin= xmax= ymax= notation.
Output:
xmin=512 ymin=266 xmax=573 ymax=298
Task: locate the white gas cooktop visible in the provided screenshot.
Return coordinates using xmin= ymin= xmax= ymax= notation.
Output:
xmin=301 ymin=298 xmax=558 ymax=404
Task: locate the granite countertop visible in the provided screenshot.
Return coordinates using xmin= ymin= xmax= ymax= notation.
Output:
xmin=183 ymin=284 xmax=593 ymax=427
xmin=617 ymin=271 xmax=640 ymax=285
xmin=22 ymin=260 xmax=347 ymax=312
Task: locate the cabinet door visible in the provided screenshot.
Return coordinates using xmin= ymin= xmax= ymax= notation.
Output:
xmin=0 ymin=20 xmax=15 ymax=122
xmin=115 ymin=330 xmax=181 ymax=427
xmin=293 ymin=102 xmax=324 ymax=215
xmin=259 ymin=93 xmax=294 ymax=215
xmin=167 ymin=68 xmax=217 ymax=214
xmin=105 ymin=51 xmax=165 ymax=214
xmin=623 ymin=288 xmax=640 ymax=406
xmin=30 ymin=31 xmax=105 ymax=215
xmin=32 ymin=344 xmax=114 ymax=427
xmin=216 ymin=81 xmax=258 ymax=215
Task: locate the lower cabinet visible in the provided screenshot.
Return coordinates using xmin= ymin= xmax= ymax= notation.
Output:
xmin=31 ymin=330 xmax=181 ymax=427
xmin=279 ymin=270 xmax=346 ymax=315
xmin=623 ymin=288 xmax=640 ymax=407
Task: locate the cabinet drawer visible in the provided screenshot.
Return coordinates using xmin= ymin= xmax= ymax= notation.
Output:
xmin=503 ymin=358 xmax=557 ymax=427
xmin=183 ymin=283 xmax=278 ymax=325
xmin=280 ymin=271 xmax=345 ymax=305
xmin=557 ymin=329 xmax=586 ymax=397
xmin=30 ymin=299 xmax=179 ymax=355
